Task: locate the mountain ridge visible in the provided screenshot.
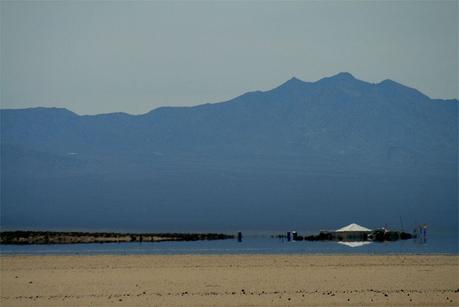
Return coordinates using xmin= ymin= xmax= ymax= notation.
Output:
xmin=1 ymin=73 xmax=457 ymax=232
xmin=3 ymin=72 xmax=453 ymax=117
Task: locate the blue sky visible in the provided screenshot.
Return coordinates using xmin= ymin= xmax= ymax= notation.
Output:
xmin=1 ymin=1 xmax=457 ymax=115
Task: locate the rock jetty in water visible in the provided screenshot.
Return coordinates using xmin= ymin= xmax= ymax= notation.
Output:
xmin=0 ymin=231 xmax=235 ymax=245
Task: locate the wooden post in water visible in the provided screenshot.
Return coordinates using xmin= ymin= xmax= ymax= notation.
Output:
xmin=292 ymin=231 xmax=298 ymax=241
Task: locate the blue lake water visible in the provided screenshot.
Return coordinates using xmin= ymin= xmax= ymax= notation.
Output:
xmin=1 ymin=232 xmax=457 ymax=255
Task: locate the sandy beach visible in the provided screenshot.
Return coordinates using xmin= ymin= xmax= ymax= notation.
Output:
xmin=1 ymin=254 xmax=458 ymax=306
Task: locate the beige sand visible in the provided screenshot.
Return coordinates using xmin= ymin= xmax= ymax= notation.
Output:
xmin=1 ymin=254 xmax=458 ymax=306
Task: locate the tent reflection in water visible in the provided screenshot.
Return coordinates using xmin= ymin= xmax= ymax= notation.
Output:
xmin=337 ymin=241 xmax=373 ymax=248
xmin=333 ymin=223 xmax=372 ymax=241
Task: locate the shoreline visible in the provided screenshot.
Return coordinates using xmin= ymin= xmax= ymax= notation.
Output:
xmin=1 ymin=251 xmax=458 ymax=257
xmin=2 ymin=253 xmax=458 ymax=258
xmin=1 ymin=254 xmax=458 ymax=306
xmin=0 ymin=231 xmax=234 ymax=245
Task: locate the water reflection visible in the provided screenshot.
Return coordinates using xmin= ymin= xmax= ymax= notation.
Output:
xmin=337 ymin=241 xmax=373 ymax=248
xmin=0 ymin=233 xmax=456 ymax=256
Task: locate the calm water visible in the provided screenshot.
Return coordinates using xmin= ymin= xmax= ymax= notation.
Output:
xmin=1 ymin=232 xmax=457 ymax=255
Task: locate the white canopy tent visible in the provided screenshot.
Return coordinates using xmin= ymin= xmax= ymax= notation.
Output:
xmin=335 ymin=223 xmax=371 ymax=232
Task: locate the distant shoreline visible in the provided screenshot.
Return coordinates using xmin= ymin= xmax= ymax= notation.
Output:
xmin=0 ymin=230 xmax=235 ymax=245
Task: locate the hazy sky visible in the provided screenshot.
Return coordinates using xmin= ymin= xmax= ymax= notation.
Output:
xmin=1 ymin=1 xmax=457 ymax=115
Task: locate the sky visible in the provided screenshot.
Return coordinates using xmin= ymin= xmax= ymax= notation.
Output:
xmin=1 ymin=1 xmax=457 ymax=115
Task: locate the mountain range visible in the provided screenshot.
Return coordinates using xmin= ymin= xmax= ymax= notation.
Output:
xmin=1 ymin=73 xmax=457 ymax=232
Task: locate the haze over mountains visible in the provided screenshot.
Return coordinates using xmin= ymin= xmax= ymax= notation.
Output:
xmin=1 ymin=73 xmax=457 ymax=232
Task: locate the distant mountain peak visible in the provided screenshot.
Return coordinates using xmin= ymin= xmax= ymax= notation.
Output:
xmin=326 ymin=72 xmax=356 ymax=81
xmin=288 ymin=76 xmax=302 ymax=82
xmin=313 ymin=72 xmax=362 ymax=87
xmin=335 ymin=71 xmax=355 ymax=79
xmin=377 ymin=78 xmax=429 ymax=99
xmin=286 ymin=73 xmax=356 ymax=84
xmin=379 ymin=78 xmax=401 ymax=87
xmin=273 ymin=76 xmax=308 ymax=92
xmin=1 ymin=106 xmax=77 ymax=117
xmin=283 ymin=76 xmax=306 ymax=85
